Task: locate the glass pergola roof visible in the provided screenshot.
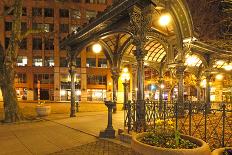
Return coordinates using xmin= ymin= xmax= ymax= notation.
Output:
xmin=185 ymin=54 xmax=202 ymax=67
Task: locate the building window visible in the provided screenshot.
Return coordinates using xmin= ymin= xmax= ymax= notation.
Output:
xmin=85 ymin=0 xmax=94 ymax=3
xmin=33 ymin=23 xmax=54 ymax=32
xmin=32 ymin=38 xmax=42 ymax=50
xmin=87 ymin=89 xmax=106 ymax=101
xmin=44 ymin=8 xmax=54 ymax=17
xmin=34 ymin=74 xmax=54 ymax=84
xmin=71 ymin=9 xmax=81 ymax=19
xmin=72 ymin=0 xmax=81 ymax=2
xmin=5 ymin=22 xmax=12 ymax=31
xmin=32 ymin=23 xmax=43 ymax=30
xmin=17 ymin=56 xmax=28 ymax=66
xmin=22 ymin=7 xmax=27 ymax=16
xmin=98 ymin=58 xmax=107 ymax=68
xmin=4 ymin=6 xmax=14 ymax=15
xmin=19 ymin=38 xmax=27 ymax=50
xmin=71 ymin=25 xmax=80 ymax=33
xmin=44 ymin=57 xmax=54 ymax=67
xmin=60 ymin=24 xmax=69 ymax=33
xmin=33 ymin=57 xmax=43 ymax=66
xmin=98 ymin=0 xmax=106 ymax=4
xmin=60 ymin=57 xmax=68 ymax=67
xmin=44 ymin=38 xmax=54 ymax=50
xmin=86 ymin=58 xmax=96 ymax=67
xmin=87 ymin=75 xmax=107 ymax=85
xmin=32 ymin=8 xmax=42 ymax=16
xmin=86 ymin=10 xmax=97 ymax=19
xmin=15 ymin=73 xmax=27 ymax=83
xmin=44 ymin=23 xmax=54 ymax=32
xmin=59 ymin=9 xmax=69 ymax=18
xmin=5 ymin=37 xmax=10 ymax=49
xmin=21 ymin=22 xmax=27 ymax=32
xmin=76 ymin=58 xmax=81 ymax=67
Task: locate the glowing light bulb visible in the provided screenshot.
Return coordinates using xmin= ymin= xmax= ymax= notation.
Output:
xmin=92 ymin=43 xmax=102 ymax=53
xmin=159 ymin=14 xmax=171 ymax=26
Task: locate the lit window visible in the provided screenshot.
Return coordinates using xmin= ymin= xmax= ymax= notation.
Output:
xmin=17 ymin=56 xmax=28 ymax=66
xmin=44 ymin=57 xmax=54 ymax=67
xmin=71 ymin=9 xmax=81 ymax=19
xmin=33 ymin=57 xmax=43 ymax=66
xmin=86 ymin=10 xmax=97 ymax=19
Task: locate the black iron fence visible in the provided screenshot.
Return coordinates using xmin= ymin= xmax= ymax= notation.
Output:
xmin=124 ymin=100 xmax=232 ymax=149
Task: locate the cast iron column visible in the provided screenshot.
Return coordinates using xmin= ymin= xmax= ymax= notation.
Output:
xmin=196 ymin=79 xmax=201 ymax=101
xmin=133 ymin=49 xmax=147 ymax=129
xmin=111 ymin=68 xmax=119 ymax=113
xmin=205 ymin=71 xmax=211 ymax=112
xmin=69 ymin=58 xmax=76 ymax=117
xmin=176 ymin=63 xmax=186 ymax=115
xmin=123 ymin=81 xmax=129 ymax=109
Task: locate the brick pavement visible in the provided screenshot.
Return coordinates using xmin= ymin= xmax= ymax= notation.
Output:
xmin=50 ymin=139 xmax=133 ymax=155
xmin=0 ymin=111 xmax=132 ymax=155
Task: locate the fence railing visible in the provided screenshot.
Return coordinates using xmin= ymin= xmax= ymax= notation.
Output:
xmin=124 ymin=100 xmax=232 ymax=149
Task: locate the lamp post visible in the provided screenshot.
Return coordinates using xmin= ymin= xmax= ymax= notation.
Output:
xmin=121 ymin=68 xmax=130 ymax=110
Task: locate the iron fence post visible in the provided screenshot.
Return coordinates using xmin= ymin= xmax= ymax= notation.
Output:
xmin=127 ymin=101 xmax=132 ymax=133
xmin=175 ymin=101 xmax=178 ymax=131
xmin=164 ymin=100 xmax=166 ymax=132
xmin=189 ymin=101 xmax=192 ymax=136
xmin=204 ymin=102 xmax=207 ymax=142
xmin=153 ymin=101 xmax=156 ymax=130
xmin=222 ymin=103 xmax=226 ymax=147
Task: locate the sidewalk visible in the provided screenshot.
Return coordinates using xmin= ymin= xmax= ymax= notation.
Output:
xmin=0 ymin=111 xmax=129 ymax=155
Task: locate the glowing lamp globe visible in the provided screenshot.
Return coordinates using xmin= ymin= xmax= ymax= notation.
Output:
xmin=92 ymin=43 xmax=102 ymax=54
xmin=159 ymin=14 xmax=171 ymax=26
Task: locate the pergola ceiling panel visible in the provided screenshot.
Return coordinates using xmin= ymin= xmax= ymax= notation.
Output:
xmin=124 ymin=39 xmax=166 ymax=63
xmin=101 ymin=33 xmax=131 ymax=53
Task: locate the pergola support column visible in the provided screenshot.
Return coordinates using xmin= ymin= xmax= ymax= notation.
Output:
xmin=111 ymin=68 xmax=119 ymax=113
xmin=176 ymin=63 xmax=186 ymax=115
xmin=133 ymin=49 xmax=147 ymax=130
xmin=205 ymin=71 xmax=212 ymax=113
xmin=67 ymin=46 xmax=77 ymax=117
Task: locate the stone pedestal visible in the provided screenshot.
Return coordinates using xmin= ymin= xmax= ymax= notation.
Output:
xmin=99 ymin=101 xmax=116 ymax=138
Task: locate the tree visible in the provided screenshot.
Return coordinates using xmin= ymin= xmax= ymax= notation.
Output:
xmin=0 ymin=0 xmax=45 ymax=122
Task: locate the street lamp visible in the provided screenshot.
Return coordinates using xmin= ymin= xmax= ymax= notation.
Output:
xmin=121 ymin=68 xmax=130 ymax=110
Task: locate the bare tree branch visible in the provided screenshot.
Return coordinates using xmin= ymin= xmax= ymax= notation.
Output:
xmin=19 ymin=28 xmax=47 ymax=41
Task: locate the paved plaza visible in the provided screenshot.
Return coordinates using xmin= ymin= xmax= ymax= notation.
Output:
xmin=0 ymin=111 xmax=130 ymax=155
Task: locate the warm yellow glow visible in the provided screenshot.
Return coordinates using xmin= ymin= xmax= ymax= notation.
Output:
xmin=135 ymin=88 xmax=138 ymax=91
xmin=224 ymin=63 xmax=232 ymax=71
xmin=61 ymin=90 xmax=66 ymax=96
xmin=92 ymin=43 xmax=102 ymax=53
xmin=216 ymin=60 xmax=224 ymax=66
xmin=121 ymin=68 xmax=130 ymax=82
xmin=215 ymin=74 xmax=223 ymax=80
xmin=159 ymin=14 xmax=171 ymax=26
xmin=200 ymin=79 xmax=206 ymax=88
xmin=160 ymin=84 xmax=165 ymax=89
xmin=76 ymin=90 xmax=81 ymax=96
xmin=185 ymin=54 xmax=202 ymax=67
xmin=123 ymin=68 xmax=128 ymax=73
xmin=108 ymin=82 xmax=112 ymax=86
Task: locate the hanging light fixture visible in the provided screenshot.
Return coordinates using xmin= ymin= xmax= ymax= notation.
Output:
xmin=92 ymin=43 xmax=102 ymax=54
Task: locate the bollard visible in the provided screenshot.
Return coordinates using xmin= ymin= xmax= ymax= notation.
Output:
xmin=99 ymin=101 xmax=116 ymax=138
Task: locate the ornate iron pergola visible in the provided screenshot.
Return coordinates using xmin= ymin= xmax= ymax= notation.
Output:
xmin=60 ymin=0 xmax=232 ymax=122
